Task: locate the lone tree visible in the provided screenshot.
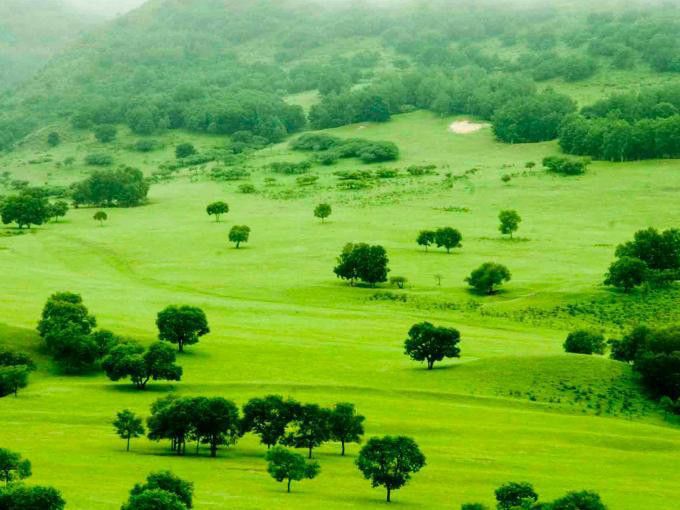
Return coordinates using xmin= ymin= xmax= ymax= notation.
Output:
xmin=314 ymin=203 xmax=332 ymax=223
xmin=175 ymin=143 xmax=196 ymax=159
xmin=282 ymin=403 xmax=331 ymax=459
xmin=93 ymin=210 xmax=108 ymax=226
xmin=241 ymin=395 xmax=299 ymax=449
xmin=102 ymin=341 xmax=182 ymax=390
xmin=156 ymin=305 xmax=209 ymax=353
xmin=416 ymin=230 xmax=436 ymax=251
xmin=466 ymin=262 xmax=511 ymax=295
xmin=94 ymin=125 xmax=117 ymax=143
xmin=334 ymin=243 xmax=390 ymax=287
xmin=206 ymin=201 xmax=229 ymax=222
xmin=47 ymin=132 xmax=61 ymax=147
xmin=0 ymin=366 xmax=31 ymax=398
xmin=0 ymin=485 xmax=66 ymax=510
xmin=122 ymin=489 xmax=187 ymax=510
xmin=0 ymin=449 xmax=31 ymax=486
xmin=604 ymin=256 xmax=647 ymax=292
xmin=114 ymin=410 xmax=145 ymax=452
xmin=229 ymin=225 xmax=251 ymax=248
xmin=265 ymin=447 xmax=320 ymax=493
xmin=435 ymin=227 xmax=463 ymax=253
xmin=0 ymin=193 xmax=49 ymax=229
xmin=563 ymin=330 xmax=606 ymax=355
xmin=123 ymin=471 xmax=194 ymax=510
xmin=499 ymin=210 xmax=521 ymax=239
xmin=356 ymin=436 xmax=426 ymax=503
xmin=329 ymin=403 xmax=365 ymax=456
xmin=495 ymin=482 xmax=538 ymax=510
xmin=48 ymin=201 xmax=69 ymax=223
xmin=404 ymin=322 xmax=461 ymax=370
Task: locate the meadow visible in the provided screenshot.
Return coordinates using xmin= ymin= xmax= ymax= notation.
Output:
xmin=1 ymin=109 xmax=680 ymax=509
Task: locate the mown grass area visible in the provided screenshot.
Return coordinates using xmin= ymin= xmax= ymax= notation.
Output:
xmin=1 ymin=111 xmax=679 ymax=509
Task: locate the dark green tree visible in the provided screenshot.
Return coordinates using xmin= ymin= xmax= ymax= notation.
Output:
xmin=175 ymin=143 xmax=196 ymax=159
xmin=282 ymin=404 xmax=331 ymax=459
xmin=404 ymin=322 xmax=461 ymax=370
xmin=0 ymin=366 xmax=31 ymax=398
xmin=121 ymin=489 xmax=187 ymax=510
xmin=314 ymin=203 xmax=332 ymax=223
xmin=94 ymin=125 xmax=117 ymax=143
xmin=435 ymin=227 xmax=463 ymax=253
xmin=550 ymin=490 xmax=606 ymax=510
xmin=466 ymin=263 xmax=512 ymax=295
xmin=114 ymin=409 xmax=146 ymax=451
xmin=47 ymin=201 xmax=69 ymax=222
xmin=47 ymin=132 xmax=61 ymax=147
xmin=334 ymin=243 xmax=390 ymax=286
xmin=241 ymin=395 xmax=298 ymax=448
xmin=417 ymin=230 xmax=436 ymax=251
xmin=498 ymin=210 xmax=521 ymax=239
xmin=604 ymin=256 xmax=647 ymax=292
xmin=206 ymin=201 xmax=229 ymax=222
xmin=0 ymin=449 xmax=31 ymax=486
xmin=495 ymin=482 xmax=538 ymax=510
xmin=0 ymin=193 xmax=49 ymax=229
xmin=0 ymin=485 xmax=65 ymax=510
xmin=129 ymin=471 xmax=193 ymax=509
xmin=329 ymin=403 xmax=365 ymax=456
xmin=356 ymin=436 xmax=426 ymax=503
xmin=156 ymin=305 xmax=209 ymax=353
xmin=265 ymin=447 xmax=320 ymax=493
xmin=229 ymin=225 xmax=251 ymax=248
xmin=102 ymin=341 xmax=182 ymax=390
xmin=193 ymin=397 xmax=240 ymax=457
xmin=564 ymin=330 xmax=606 ymax=355
xmin=93 ymin=211 xmax=108 ymax=226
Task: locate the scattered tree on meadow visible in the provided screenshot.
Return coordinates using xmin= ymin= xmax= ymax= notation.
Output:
xmin=93 ymin=210 xmax=108 ymax=226
xmin=466 ymin=263 xmax=512 ymax=295
xmin=329 ymin=403 xmax=365 ymax=456
xmin=604 ymin=256 xmax=648 ymax=292
xmin=266 ymin=447 xmax=320 ymax=493
xmin=564 ymin=330 xmax=606 ymax=355
xmin=156 ymin=305 xmax=209 ymax=353
xmin=114 ymin=410 xmax=146 ymax=452
xmin=0 ymin=484 xmax=66 ymax=510
xmin=192 ymin=397 xmax=241 ymax=457
xmin=102 ymin=341 xmax=182 ymax=390
xmin=435 ymin=227 xmax=463 ymax=253
xmin=495 ymin=482 xmax=538 ymax=510
xmin=314 ymin=203 xmax=332 ymax=223
xmin=334 ymin=243 xmax=390 ymax=286
xmin=206 ymin=201 xmax=229 ymax=222
xmin=241 ymin=395 xmax=299 ymax=449
xmin=94 ymin=125 xmax=117 ymax=143
xmin=175 ymin=143 xmax=196 ymax=159
xmin=282 ymin=404 xmax=331 ymax=459
xmin=498 ymin=210 xmax=521 ymax=239
xmin=0 ymin=351 xmax=35 ymax=398
xmin=0 ymin=449 xmax=31 ymax=486
xmin=0 ymin=192 xmax=49 ymax=229
xmin=47 ymin=201 xmax=69 ymax=223
xmin=404 ymin=322 xmax=461 ymax=370
xmin=229 ymin=225 xmax=251 ymax=248
xmin=356 ymin=436 xmax=426 ymax=503
xmin=389 ymin=276 xmax=407 ymax=289
xmin=416 ymin=230 xmax=436 ymax=251
xmin=551 ymin=491 xmax=606 ymax=510
xmin=122 ymin=471 xmax=193 ymax=510
xmin=47 ymin=132 xmax=61 ymax=147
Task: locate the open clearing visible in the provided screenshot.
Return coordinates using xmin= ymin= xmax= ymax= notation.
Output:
xmin=1 ymin=110 xmax=679 ymax=509
xmin=448 ymin=120 xmax=491 ymax=134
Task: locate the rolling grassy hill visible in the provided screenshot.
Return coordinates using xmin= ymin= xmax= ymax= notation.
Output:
xmin=1 ymin=108 xmax=679 ymax=509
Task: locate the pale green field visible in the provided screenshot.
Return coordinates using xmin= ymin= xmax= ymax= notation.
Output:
xmin=1 ymin=111 xmax=680 ymax=509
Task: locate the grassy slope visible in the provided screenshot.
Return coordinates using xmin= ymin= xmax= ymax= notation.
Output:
xmin=1 ymin=111 xmax=680 ymax=509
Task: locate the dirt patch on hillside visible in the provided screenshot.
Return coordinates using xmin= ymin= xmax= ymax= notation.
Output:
xmin=448 ymin=120 xmax=490 ymax=134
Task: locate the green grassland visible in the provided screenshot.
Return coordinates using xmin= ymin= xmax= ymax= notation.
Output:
xmin=1 ymin=110 xmax=680 ymax=509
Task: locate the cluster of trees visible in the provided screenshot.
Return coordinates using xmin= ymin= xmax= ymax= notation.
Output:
xmin=416 ymin=228 xmax=462 ymax=253
xmin=0 ymin=449 xmax=65 ymax=510
xmin=291 ymin=133 xmax=399 ymax=164
xmin=604 ymin=228 xmax=680 ymax=291
xmin=334 ymin=243 xmax=390 ymax=286
xmin=0 ymin=189 xmax=68 ymax=229
xmin=462 ymin=481 xmax=606 ymax=510
xmin=71 ymin=167 xmax=149 ymax=207
xmin=0 ymin=351 xmax=35 ymax=398
xmin=559 ymin=86 xmax=680 ymax=161
xmin=37 ymin=294 xmax=208 ymax=381
xmin=564 ymin=330 xmax=606 ymax=355
xmin=542 ymin=156 xmax=590 ymax=176
xmin=123 ymin=395 xmax=365 ymax=462
xmin=610 ymin=325 xmax=680 ymax=403
xmin=120 ymin=471 xmax=193 ymax=510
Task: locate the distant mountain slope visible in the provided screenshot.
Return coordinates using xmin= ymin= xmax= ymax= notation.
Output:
xmin=0 ymin=0 xmax=99 ymax=91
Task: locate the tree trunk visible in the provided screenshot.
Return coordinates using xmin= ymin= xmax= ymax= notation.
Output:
xmin=386 ymin=487 xmax=391 ymax=502
xmin=127 ymin=435 xmax=131 ymax=452
xmin=308 ymin=445 xmax=313 ymax=459
xmin=341 ymin=440 xmax=345 ymax=456
xmin=210 ymin=439 xmax=217 ymax=458
xmin=427 ymin=359 xmax=434 ymax=370
xmin=178 ymin=340 xmax=184 ymax=353
xmin=287 ymin=479 xmax=292 ymax=493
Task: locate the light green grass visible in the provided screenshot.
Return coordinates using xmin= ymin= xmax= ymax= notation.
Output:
xmin=1 ymin=111 xmax=679 ymax=509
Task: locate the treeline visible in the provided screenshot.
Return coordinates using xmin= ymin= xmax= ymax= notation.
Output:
xmin=559 ymin=86 xmax=680 ymax=160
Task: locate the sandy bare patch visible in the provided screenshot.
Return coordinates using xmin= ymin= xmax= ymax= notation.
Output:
xmin=448 ymin=120 xmax=489 ymax=134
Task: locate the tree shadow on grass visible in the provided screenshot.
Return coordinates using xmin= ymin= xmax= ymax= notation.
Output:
xmin=102 ymin=383 xmax=179 ymax=394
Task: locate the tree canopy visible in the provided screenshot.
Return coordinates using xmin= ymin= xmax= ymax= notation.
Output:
xmin=156 ymin=305 xmax=210 ymax=353
xmin=404 ymin=322 xmax=462 ymax=370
